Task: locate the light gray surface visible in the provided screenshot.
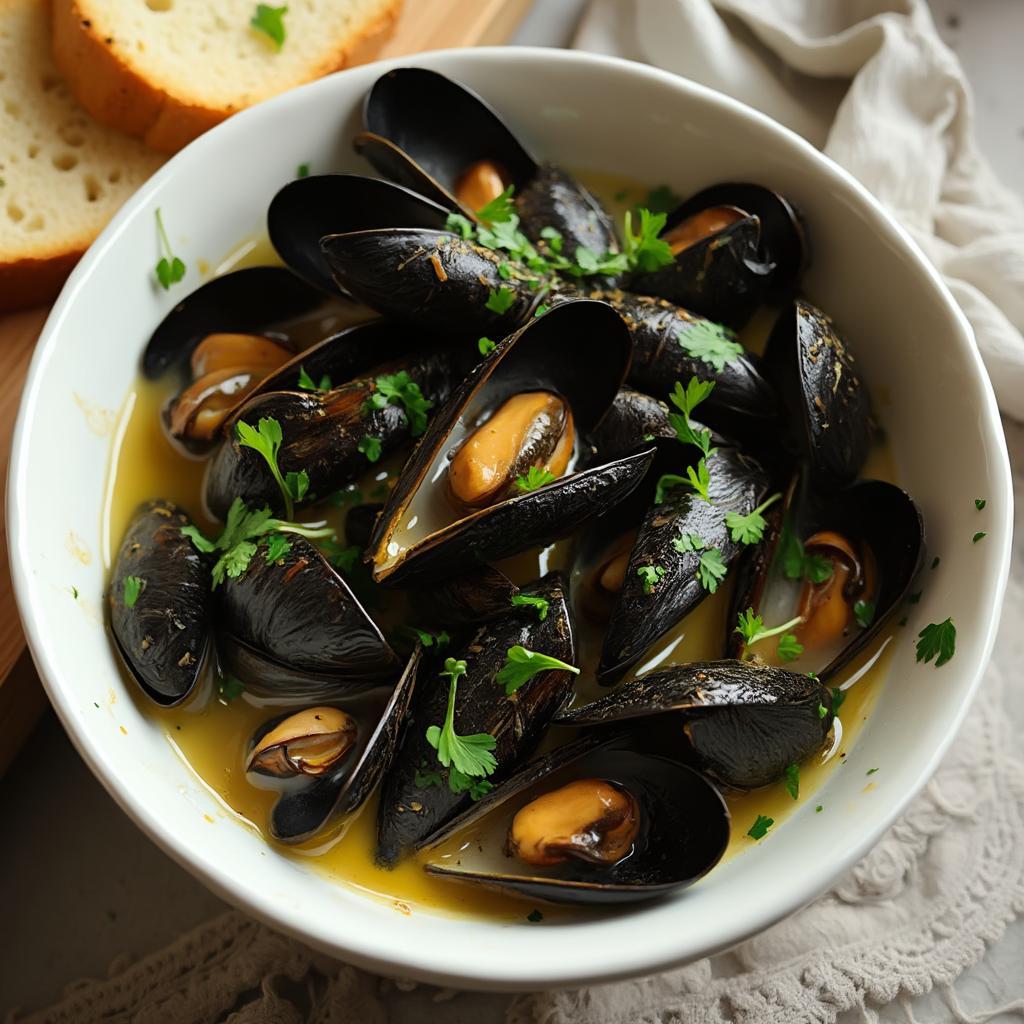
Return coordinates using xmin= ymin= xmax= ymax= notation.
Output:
xmin=2 ymin=0 xmax=1023 ymax=1018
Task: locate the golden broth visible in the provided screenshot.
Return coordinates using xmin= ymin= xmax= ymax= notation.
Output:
xmin=104 ymin=177 xmax=900 ymax=922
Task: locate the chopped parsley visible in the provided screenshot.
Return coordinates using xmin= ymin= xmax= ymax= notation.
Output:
xmin=667 ymin=377 xmax=715 ymax=456
xmin=533 ymin=303 xmax=551 ymax=317
xmin=697 ymin=548 xmax=727 ymax=593
xmin=975 ymin=498 xmax=986 ymax=511
xmin=476 ymin=185 xmax=516 ymax=225
xmin=830 ymin=687 xmax=846 ymax=715
xmin=496 ymin=645 xmax=580 ymax=696
xmin=931 ymin=556 xmax=941 ymax=570
xmin=264 ymin=534 xmax=291 ymax=563
xmin=527 ymin=909 xmax=544 ymax=923
xmin=250 ymin=3 xmax=287 ymax=49
xmin=425 ymin=658 xmax=498 ymax=780
xmin=362 ymin=371 xmax=434 ymax=436
xmin=866 ymin=767 xmax=879 ymax=776
xmin=685 ymin=459 xmax=713 ymax=504
xmin=71 ymin=586 xmax=79 ymax=600
xmin=477 ymin=336 xmax=496 ymax=356
xmin=219 ymin=675 xmax=245 ymax=703
xmin=972 ymin=531 xmax=986 ymax=544
xmin=747 ymin=815 xmax=774 ymax=840
xmin=776 ymin=633 xmax=804 ymax=662
xmin=641 ymin=185 xmax=682 ymax=215
xmin=915 ymin=618 xmax=956 ymax=667
xmin=357 ymin=435 xmax=382 ymax=463
xmin=486 ymin=285 xmax=516 ymax=314
xmin=321 ymin=540 xmax=361 ymax=573
xmin=784 ymin=763 xmax=800 ymax=800
xmin=510 ymin=594 xmax=549 ymax=621
xmin=853 ymin=600 xmax=876 ymax=628
xmin=655 ymin=473 xmax=690 ymax=505
xmin=405 ymin=627 xmax=451 ymax=649
xmin=724 ymin=493 xmax=782 ymax=545
xmin=780 ymin=525 xmax=834 ymax=584
xmin=637 ymin=564 xmax=666 ymax=593
xmin=235 ymin=416 xmax=308 ymax=520
xmin=734 ymin=609 xmax=803 ymax=650
xmin=622 ymin=207 xmax=674 ymax=272
xmin=515 ymin=466 xmax=556 ymax=492
xmin=154 ymin=208 xmax=185 ymax=290
xmin=447 ymin=769 xmax=494 ymax=800
xmin=445 ymin=212 xmax=475 ymax=238
xmin=815 ymin=805 xmax=823 ymax=813
xmin=817 ymin=703 xmax=828 ymax=719
xmin=908 ymin=591 xmax=922 ymax=604
xmin=122 ymin=575 xmax=145 ymax=608
xmin=413 ymin=764 xmax=444 ymax=788
xmin=672 ymin=532 xmax=705 ymax=554
xmin=676 ymin=320 xmax=744 ymax=373
xmin=297 ymin=366 xmax=331 ymax=392
xmin=296 ymin=162 xmax=310 ymax=178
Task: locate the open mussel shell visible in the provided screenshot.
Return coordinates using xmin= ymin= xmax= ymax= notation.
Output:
xmin=109 ymin=501 xmax=211 ymax=706
xmin=376 ymin=572 xmax=576 ymax=865
xmin=218 ymin=536 xmax=400 ymax=700
xmin=268 ymin=174 xmax=450 ymax=295
xmin=142 ymin=267 xmax=323 ymax=379
xmin=558 ymin=661 xmax=833 ymax=790
xmin=728 ymin=476 xmax=925 ymax=681
xmin=762 ymin=299 xmax=872 ymax=488
xmin=321 ymin=228 xmax=545 ymax=334
xmin=357 ymin=68 xmax=617 ymax=255
xmin=422 ymin=733 xmax=729 ymax=906
xmin=366 ymin=300 xmax=649 ymax=586
xmin=587 ymin=388 xmax=675 ymax=461
xmin=585 ymin=289 xmax=778 ymax=439
xmin=593 ymin=441 xmax=770 ymax=683
xmin=255 ymin=648 xmax=421 ymax=843
xmin=204 ymin=343 xmax=459 ymax=519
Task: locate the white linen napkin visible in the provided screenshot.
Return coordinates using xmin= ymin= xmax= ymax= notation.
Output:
xmin=575 ymin=0 xmax=1024 ymax=420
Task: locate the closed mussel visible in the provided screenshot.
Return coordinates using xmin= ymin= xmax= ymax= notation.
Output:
xmin=366 ymin=300 xmax=654 ymax=586
xmin=247 ymin=647 xmax=420 ymax=843
xmin=356 ymin=68 xmax=618 ymax=254
xmin=558 ymin=660 xmax=833 ymax=790
xmin=218 ymin=535 xmax=400 ymax=700
xmin=422 ymin=733 xmax=729 ymax=905
xmin=110 ymin=500 xmax=211 ymax=706
xmin=376 ymin=572 xmax=577 ymax=865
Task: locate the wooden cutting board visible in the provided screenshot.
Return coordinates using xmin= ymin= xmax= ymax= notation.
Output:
xmin=0 ymin=0 xmax=533 ymax=774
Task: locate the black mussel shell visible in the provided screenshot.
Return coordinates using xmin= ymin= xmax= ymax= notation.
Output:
xmin=343 ymin=503 xmax=383 ymax=550
xmin=422 ymin=733 xmax=729 ymax=905
xmin=261 ymin=647 xmax=421 ymax=843
xmin=367 ymin=300 xmax=647 ymax=586
xmin=728 ymin=477 xmax=925 ymax=681
xmin=583 ymin=289 xmax=778 ymax=439
xmin=109 ymin=501 xmax=211 ymax=705
xmin=204 ymin=345 xmax=458 ymax=519
xmin=762 ymin=299 xmax=872 ymax=488
xmin=559 ymin=661 xmax=833 ymax=790
xmin=268 ymin=174 xmax=450 ymax=295
xmin=143 ymin=267 xmax=323 ymax=379
xmin=376 ymin=572 xmax=576 ymax=865
xmin=597 ymin=442 xmax=770 ymax=683
xmin=588 ymin=388 xmax=675 ymax=462
xmin=409 ymin=564 xmax=520 ymax=628
xmin=321 ymin=228 xmax=544 ymax=334
xmin=218 ymin=535 xmax=400 ymax=698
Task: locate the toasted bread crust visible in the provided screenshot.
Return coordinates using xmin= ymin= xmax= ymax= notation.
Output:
xmin=0 ymin=249 xmax=83 ymax=314
xmin=50 ymin=0 xmax=403 ymax=154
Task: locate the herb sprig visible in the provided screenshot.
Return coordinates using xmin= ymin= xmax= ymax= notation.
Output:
xmin=154 ymin=209 xmax=185 ymax=290
xmin=496 ymin=646 xmax=580 ymax=696
xmin=251 ymin=3 xmax=287 ymax=49
xmin=425 ymin=659 xmax=498 ymax=780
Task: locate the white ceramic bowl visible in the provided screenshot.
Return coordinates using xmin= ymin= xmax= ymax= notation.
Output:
xmin=8 ymin=47 xmax=1012 ymax=990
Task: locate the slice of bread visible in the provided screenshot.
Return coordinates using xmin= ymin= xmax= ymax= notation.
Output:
xmin=0 ymin=0 xmax=164 ymax=313
xmin=51 ymin=0 xmax=404 ymax=154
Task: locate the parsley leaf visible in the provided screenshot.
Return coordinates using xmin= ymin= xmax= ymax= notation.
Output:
xmin=777 ymin=633 xmax=803 ymax=662
xmin=676 ymin=320 xmax=744 ymax=373
xmin=476 ymin=185 xmax=516 ymax=225
xmin=685 ymin=458 xmax=713 ymax=504
xmin=425 ymin=658 xmax=498 ymax=778
xmin=515 ymin=466 xmax=556 ymax=493
xmin=724 ymin=493 xmax=782 ymax=545
xmin=236 ymin=416 xmax=303 ymax=519
xmin=154 ymin=209 xmax=186 ymax=290
xmin=296 ymin=162 xmax=310 ymax=178
xmin=123 ymin=575 xmax=145 ymax=608
xmin=264 ymin=534 xmax=291 ymax=563
xmin=533 ymin=303 xmax=551 ymax=317
xmin=414 ymin=766 xmax=444 ymax=788
xmin=622 ymin=207 xmax=674 ymax=272
xmin=445 ymin=212 xmax=475 ymax=238
xmin=496 ymin=645 xmax=580 ymax=696
xmin=447 ymin=768 xmax=494 ymax=800
xmin=357 ymin=435 xmax=382 ymax=463
xmin=478 ymin=336 xmax=496 ymax=356
xmin=830 ymin=687 xmax=846 ymax=715
xmin=297 ymin=366 xmax=331 ymax=392
xmin=510 ymin=594 xmax=549 ymax=621
xmin=853 ymin=600 xmax=875 ymax=628
xmin=667 ymin=377 xmax=715 ymax=455
xmin=916 ymin=618 xmax=956 ymax=667
xmin=637 ymin=564 xmax=666 ymax=593
xmin=250 ymin=3 xmax=287 ymax=49
xmin=642 ymin=185 xmax=683 ymax=215
xmin=362 ymin=371 xmax=434 ymax=436
xmin=486 ymin=285 xmax=516 ymax=314
xmin=697 ymin=547 xmax=727 ymax=593
xmin=747 ymin=815 xmax=774 ymax=840
xmin=972 ymin=531 xmax=986 ymax=544
xmin=219 ymin=675 xmax=245 ymax=703
xmin=655 ymin=473 xmax=690 ymax=505
xmin=672 ymin=532 xmax=705 ymax=554
xmin=975 ymin=498 xmax=986 ymax=511
xmin=527 ymin=908 xmax=544 ymax=923
xmin=321 ymin=539 xmax=361 ymax=573
xmin=780 ymin=525 xmax=835 ymax=584
xmin=405 ymin=626 xmax=451 ymax=649
xmin=734 ymin=608 xmax=803 ymax=649
xmin=180 ymin=525 xmax=216 ymax=553
xmin=784 ymin=764 xmax=800 ymax=800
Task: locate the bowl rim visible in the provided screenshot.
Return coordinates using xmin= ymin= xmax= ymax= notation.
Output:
xmin=7 ymin=45 xmax=1014 ymax=991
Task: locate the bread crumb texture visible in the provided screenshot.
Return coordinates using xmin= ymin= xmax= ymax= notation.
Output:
xmin=66 ymin=0 xmax=400 ymax=109
xmin=0 ymin=0 xmax=163 ymax=271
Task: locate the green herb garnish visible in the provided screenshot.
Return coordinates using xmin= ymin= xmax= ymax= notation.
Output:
xmin=297 ymin=366 xmax=331 ymax=392
xmin=866 ymin=767 xmax=879 ymax=776
xmin=685 ymin=459 xmax=713 ymax=504
xmin=672 ymin=532 xmax=705 ymax=554
xmin=250 ymin=3 xmax=287 ymax=49
xmin=235 ymin=417 xmax=306 ymax=520
xmin=784 ymin=764 xmax=800 ymax=800
xmin=667 ymin=377 xmax=715 ymax=455
xmin=264 ymin=534 xmax=291 ymax=563
xmin=853 ymin=600 xmax=875 ymax=628
xmin=724 ymin=493 xmax=782 ymax=545
xmin=496 ymin=645 xmax=580 ymax=696
xmin=622 ymin=207 xmax=674 ymax=272
xmin=510 ymin=594 xmax=549 ymax=621
xmin=445 ymin=212 xmax=475 ymax=238
xmin=476 ymin=185 xmax=516 ymax=225
xmin=642 ymin=185 xmax=682 ymax=215
xmin=405 ymin=627 xmax=451 ymax=650
xmin=972 ymin=531 xmax=986 ymax=544
xmin=357 ymin=435 xmax=382 ymax=463
xmin=425 ymin=658 xmax=498 ymax=779
xmin=527 ymin=909 xmax=544 ymax=923
xmin=154 ymin=208 xmax=185 ymax=290
xmin=975 ymin=498 xmax=986 ymax=511
xmin=747 ymin=815 xmax=774 ymax=840
xmin=296 ymin=162 xmax=310 ymax=178
xmin=637 ymin=564 xmax=666 ymax=593
xmin=321 ymin=539 xmax=361 ymax=573
xmin=676 ymin=320 xmax=744 ymax=373
xmin=697 ymin=547 xmax=727 ymax=593
xmin=830 ymin=687 xmax=846 ymax=715
xmin=777 ymin=633 xmax=804 ymax=662
xmin=123 ymin=575 xmax=145 ymax=608
xmin=515 ymin=466 xmax=556 ymax=492
xmin=478 ymin=336 xmax=496 ymax=356
xmin=219 ymin=675 xmax=245 ymax=703
xmin=654 ymin=473 xmax=690 ymax=505
xmin=486 ymin=286 xmax=516 ymax=314
xmin=815 ymin=804 xmax=823 ymax=813
xmin=734 ymin=609 xmax=803 ymax=649
xmin=780 ymin=525 xmax=834 ymax=584
xmin=916 ymin=618 xmax=956 ymax=667
xmin=533 ymin=303 xmax=551 ymax=317
xmin=362 ymin=371 xmax=434 ymax=436
xmin=931 ymin=556 xmax=941 ymax=570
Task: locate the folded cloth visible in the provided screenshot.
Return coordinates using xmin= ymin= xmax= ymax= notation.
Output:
xmin=575 ymin=0 xmax=1024 ymax=420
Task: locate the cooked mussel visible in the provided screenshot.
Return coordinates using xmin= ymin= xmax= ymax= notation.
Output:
xmin=143 ymin=266 xmax=323 ymax=379
xmin=366 ymin=300 xmax=654 ymax=586
xmin=631 ymin=183 xmax=806 ymax=325
xmin=109 ymin=500 xmax=211 ymax=706
xmin=356 ymin=68 xmax=618 ymax=254
xmin=409 ymin=564 xmax=520 ymax=628
xmin=218 ymin=535 xmax=400 ymax=700
xmin=761 ymin=299 xmax=872 ymax=488
xmin=268 ymin=174 xmax=450 ymax=295
xmin=376 ymin=572 xmax=577 ymax=865
xmin=204 ymin=344 xmax=459 ymax=519
xmin=558 ymin=661 xmax=833 ymax=790
xmin=250 ymin=648 xmax=420 ymax=843
xmin=422 ymin=733 xmax=729 ymax=905
xmin=587 ymin=388 xmax=675 ymax=460
xmin=727 ymin=476 xmax=924 ymax=679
